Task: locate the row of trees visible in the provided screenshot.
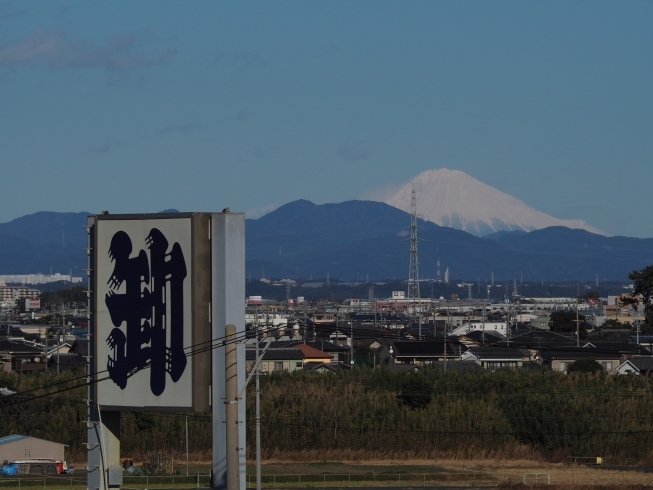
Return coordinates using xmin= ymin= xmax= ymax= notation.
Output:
xmin=3 ymin=367 xmax=653 ymax=463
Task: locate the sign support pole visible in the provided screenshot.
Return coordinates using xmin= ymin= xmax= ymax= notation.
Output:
xmin=212 ymin=212 xmax=246 ymax=490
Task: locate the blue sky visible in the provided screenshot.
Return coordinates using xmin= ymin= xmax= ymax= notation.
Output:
xmin=1 ymin=1 xmax=651 ymax=236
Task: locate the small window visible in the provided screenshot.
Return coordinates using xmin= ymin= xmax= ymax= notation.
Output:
xmin=296 ymin=362 xmax=303 ymax=368
xmin=274 ymin=362 xmax=283 ymax=371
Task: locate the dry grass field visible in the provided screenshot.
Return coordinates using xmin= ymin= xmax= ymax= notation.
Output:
xmin=247 ymin=458 xmax=653 ymax=487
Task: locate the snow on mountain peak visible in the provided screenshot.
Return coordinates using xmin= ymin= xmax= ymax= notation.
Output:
xmin=375 ymin=168 xmax=609 ymax=236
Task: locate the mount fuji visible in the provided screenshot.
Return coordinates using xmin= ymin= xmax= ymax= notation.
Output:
xmin=375 ymin=168 xmax=608 ymax=236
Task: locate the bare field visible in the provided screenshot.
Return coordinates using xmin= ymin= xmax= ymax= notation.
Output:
xmin=67 ymin=457 xmax=653 ymax=487
xmin=251 ymin=458 xmax=653 ymax=486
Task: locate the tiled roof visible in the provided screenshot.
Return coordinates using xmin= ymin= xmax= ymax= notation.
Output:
xmin=584 ymin=342 xmax=651 ymax=355
xmin=465 ymin=346 xmax=525 ymax=360
xmin=245 ymin=345 xmax=330 ymax=361
xmin=69 ymin=339 xmax=89 ymax=356
xmin=246 ymin=348 xmax=304 ymax=361
xmin=0 ymin=339 xmax=43 ymax=354
xmin=626 ymin=357 xmax=653 ymax=372
xmin=539 ymin=348 xmax=623 ymax=361
xmin=296 ymin=344 xmax=332 ymax=359
xmin=506 ymin=330 xmax=576 ymax=347
xmin=392 ymin=340 xmax=464 ymax=358
xmin=458 ymin=330 xmax=505 ymax=345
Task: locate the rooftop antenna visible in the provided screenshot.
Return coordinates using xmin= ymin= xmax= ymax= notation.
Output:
xmin=407 ymin=184 xmax=420 ymax=312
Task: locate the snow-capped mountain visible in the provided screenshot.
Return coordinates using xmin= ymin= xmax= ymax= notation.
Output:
xmin=376 ymin=168 xmax=608 ymax=236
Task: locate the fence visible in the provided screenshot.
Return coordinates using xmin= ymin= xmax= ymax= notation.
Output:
xmin=0 ymin=475 xmax=212 ymax=490
xmin=246 ymin=472 xmax=499 ymax=487
xmin=0 ymin=477 xmax=85 ymax=489
xmin=523 ymin=473 xmax=551 ymax=486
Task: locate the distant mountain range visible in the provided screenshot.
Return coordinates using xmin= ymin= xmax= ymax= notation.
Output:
xmin=0 ymin=203 xmax=651 ymax=282
xmin=247 ymin=200 xmax=652 ymax=281
xmin=376 ymin=168 xmax=608 ymax=236
xmin=0 ymin=212 xmax=90 ymax=276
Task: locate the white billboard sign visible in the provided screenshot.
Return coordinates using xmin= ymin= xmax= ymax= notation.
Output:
xmin=25 ymin=298 xmax=41 ymax=310
xmin=93 ymin=215 xmax=209 ymax=410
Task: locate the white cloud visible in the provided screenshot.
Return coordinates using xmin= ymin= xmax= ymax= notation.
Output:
xmin=0 ymin=29 xmax=176 ymax=71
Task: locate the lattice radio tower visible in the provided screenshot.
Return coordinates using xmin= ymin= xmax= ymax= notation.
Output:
xmin=408 ymin=183 xmax=420 ymax=303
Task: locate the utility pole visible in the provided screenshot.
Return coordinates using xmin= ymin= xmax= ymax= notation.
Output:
xmin=303 ymin=304 xmax=307 ymax=344
xmin=43 ymin=327 xmax=47 ymax=371
xmin=576 ymin=299 xmax=580 ymax=347
xmin=506 ymin=305 xmax=510 ymax=346
xmin=443 ymin=319 xmax=447 ymax=374
xmin=224 ymin=325 xmax=240 ymax=490
xmin=185 ymin=416 xmax=189 ymax=476
xmin=255 ymin=320 xmax=261 ymax=490
xmin=350 ymin=318 xmax=354 ymax=367
xmin=482 ymin=305 xmax=486 ymax=345
xmin=336 ymin=304 xmax=340 ymax=347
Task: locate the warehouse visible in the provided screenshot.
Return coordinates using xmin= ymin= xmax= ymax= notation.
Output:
xmin=0 ymin=435 xmax=65 ymax=462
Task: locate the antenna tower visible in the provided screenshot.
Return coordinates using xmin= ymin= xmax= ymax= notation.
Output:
xmin=407 ymin=184 xmax=420 ymax=304
xmin=436 ymin=257 xmax=441 ymax=282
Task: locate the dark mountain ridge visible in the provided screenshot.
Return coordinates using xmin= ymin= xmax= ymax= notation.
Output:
xmin=0 ymin=202 xmax=650 ymax=281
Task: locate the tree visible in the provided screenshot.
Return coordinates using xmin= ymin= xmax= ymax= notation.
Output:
xmin=399 ymin=373 xmax=432 ymax=410
xmin=601 ymin=318 xmax=628 ymax=329
xmin=579 ymin=291 xmax=600 ymax=302
xmin=549 ymin=311 xmax=587 ymax=338
xmin=567 ymin=359 xmax=602 ymax=374
xmin=628 ymin=265 xmax=653 ymax=324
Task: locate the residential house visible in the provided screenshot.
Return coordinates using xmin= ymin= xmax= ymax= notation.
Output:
xmin=539 ymin=348 xmax=622 ymax=373
xmin=432 ymin=360 xmax=483 ymax=372
xmin=461 ymin=346 xmax=531 ymax=369
xmin=304 ymin=340 xmax=349 ymax=363
xmin=0 ymin=339 xmax=46 ymax=373
xmin=245 ymin=343 xmax=331 ymax=374
xmin=614 ymin=357 xmax=653 ymax=376
xmin=391 ymin=339 xmax=466 ymax=365
xmin=582 ymin=341 xmax=650 ymax=362
xmin=457 ymin=330 xmax=505 ymax=347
